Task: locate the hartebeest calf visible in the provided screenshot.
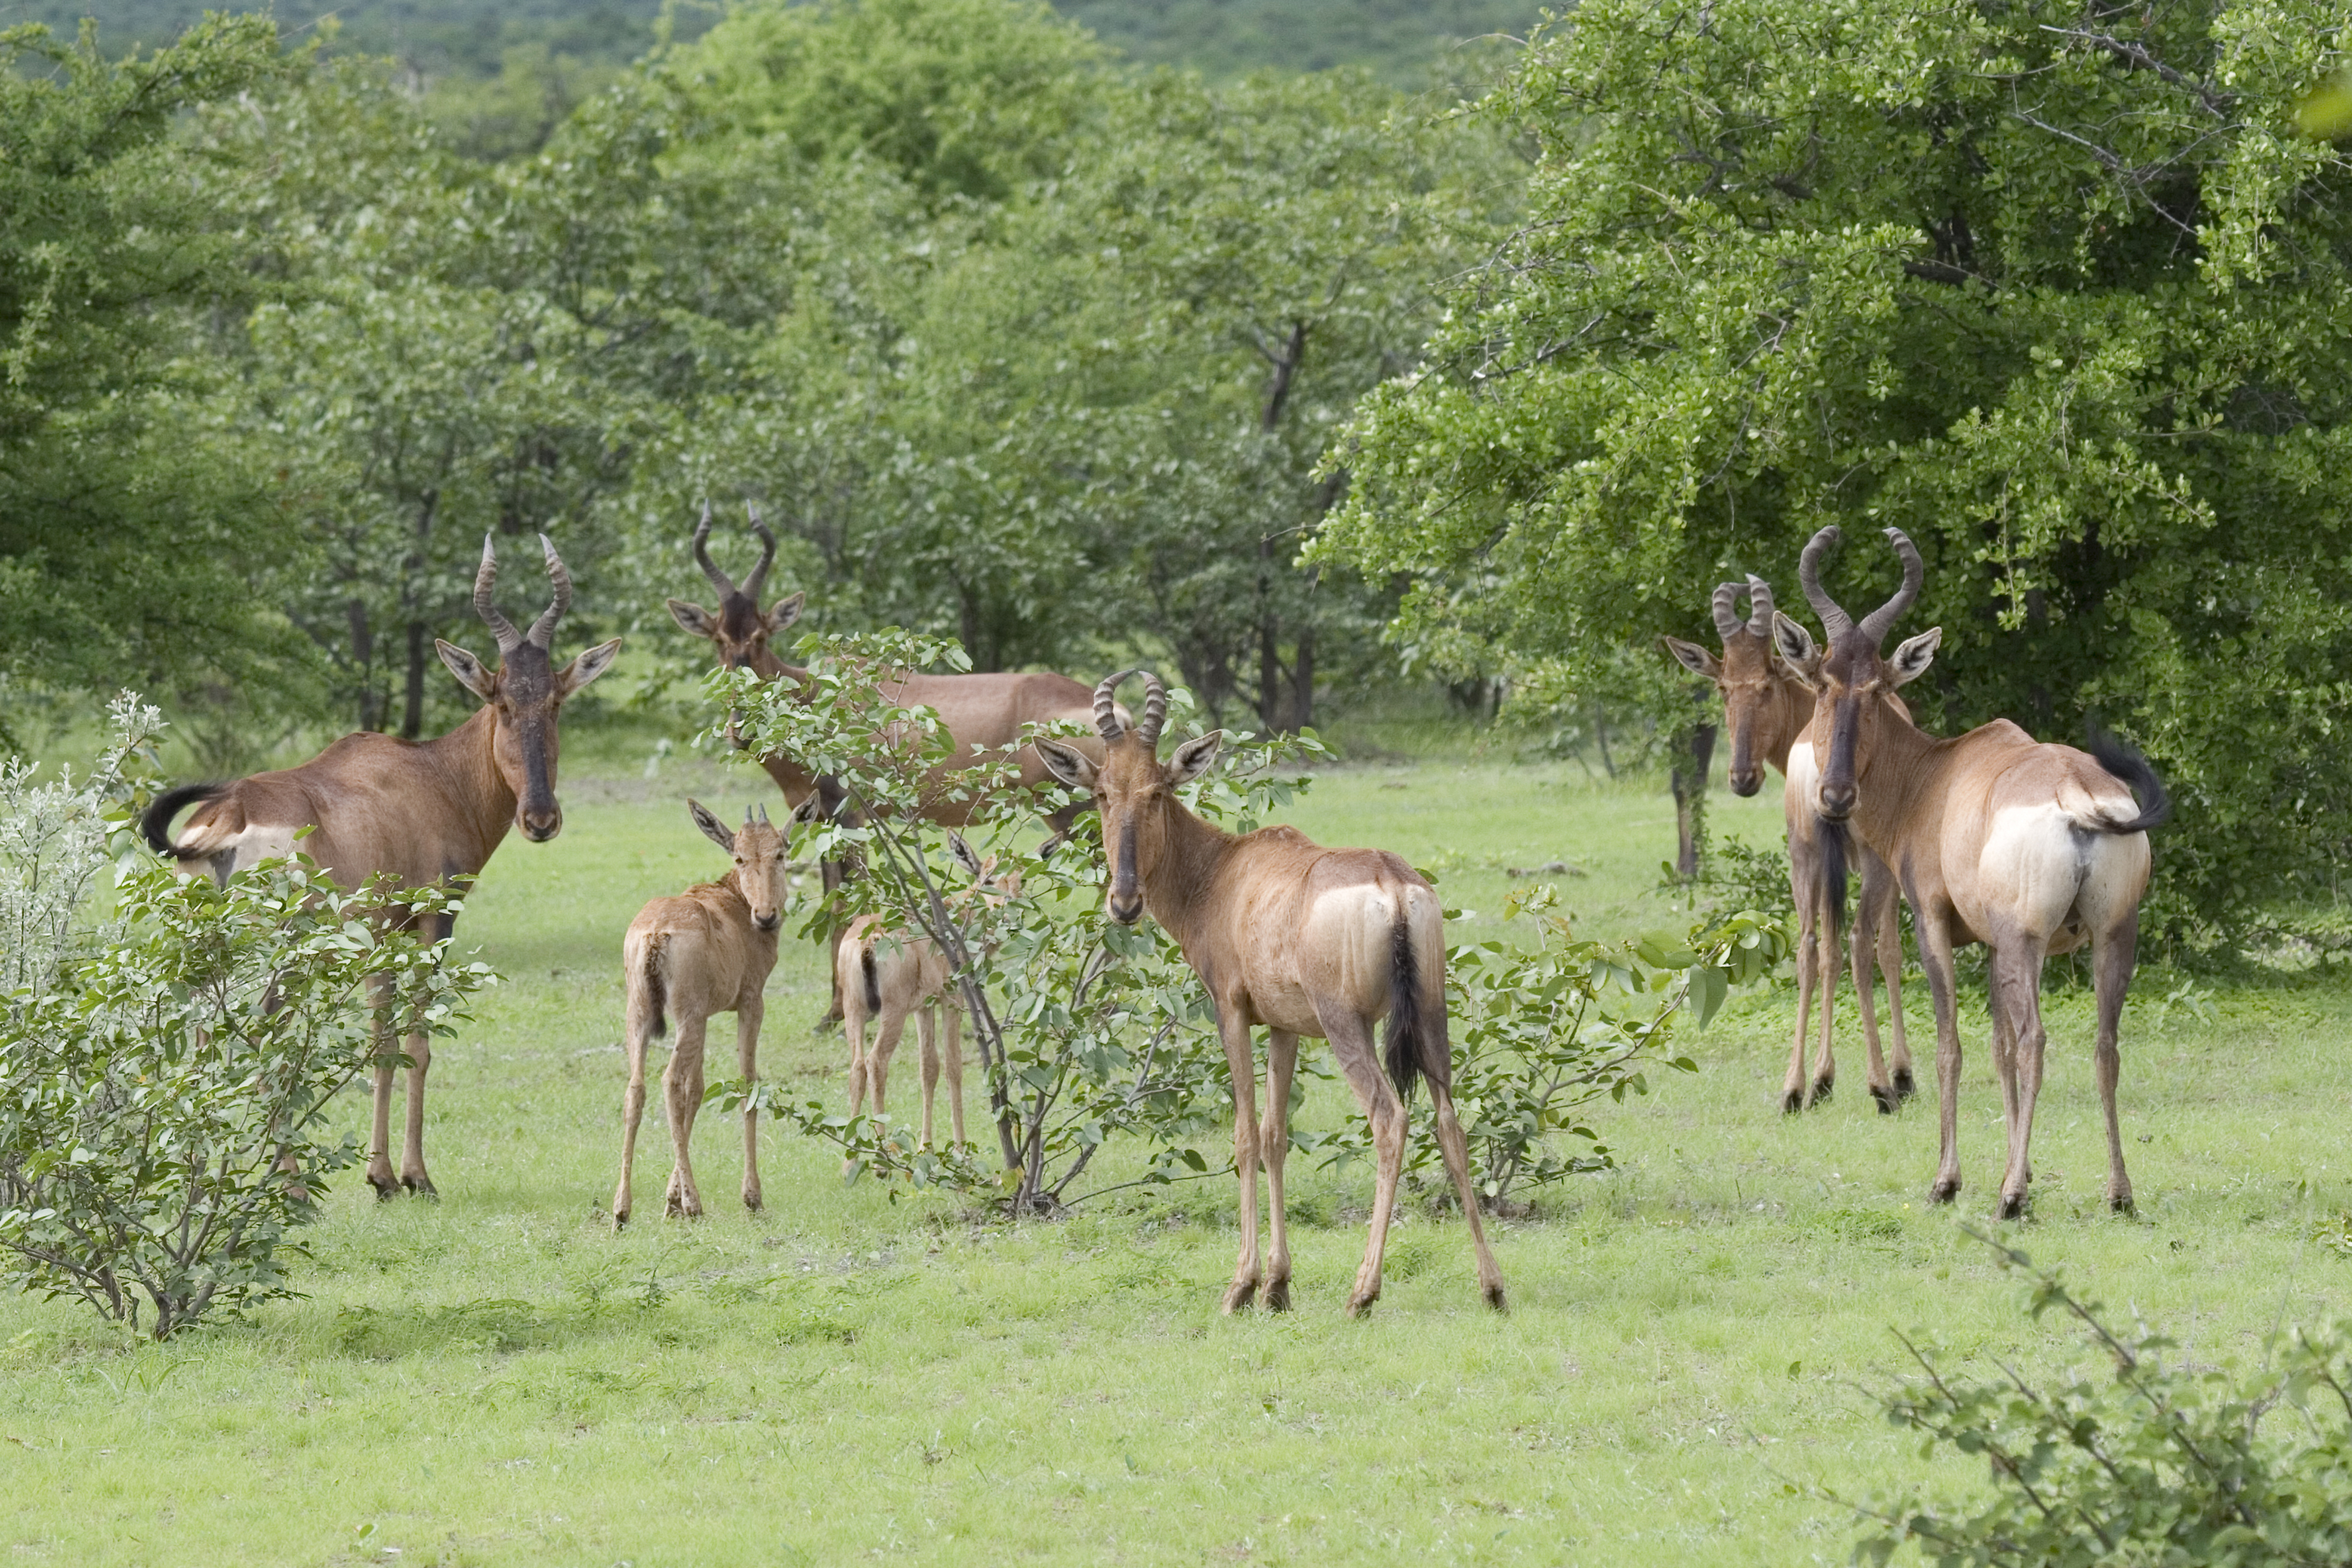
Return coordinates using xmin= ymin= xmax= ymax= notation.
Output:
xmin=1037 ymin=672 xmax=1505 ymax=1317
xmin=1776 ymin=525 xmax=2168 ymax=1216
xmin=612 ymin=800 xmax=790 ymax=1226
xmin=1664 ymin=578 xmax=1917 ymax=1113
xmin=838 ymin=832 xmax=1022 ymax=1150
xmin=142 ymin=536 xmax=620 ymax=1197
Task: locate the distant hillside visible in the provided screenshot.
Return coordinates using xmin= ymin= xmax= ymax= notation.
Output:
xmin=0 ymin=0 xmax=1545 ymax=84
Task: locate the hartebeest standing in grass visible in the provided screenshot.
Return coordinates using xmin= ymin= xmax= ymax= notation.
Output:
xmin=611 ymin=800 xmax=790 ymax=1226
xmin=838 ymin=832 xmax=1022 ymax=1150
xmin=1664 ymin=578 xmax=1917 ymax=1113
xmin=1037 ymin=672 xmax=1505 ymax=1317
xmin=141 ymin=536 xmax=622 ymax=1197
xmin=1776 ymin=525 xmax=2168 ymax=1217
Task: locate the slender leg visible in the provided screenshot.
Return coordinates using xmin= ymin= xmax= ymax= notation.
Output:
xmin=1218 ymin=1005 xmax=1264 ymax=1314
xmin=1259 ymin=1030 xmax=1298 ymax=1312
xmin=1878 ymin=885 xmax=1915 ymax=1100
xmin=1429 ymin=1086 xmax=1506 ymax=1310
xmin=663 ymin=1014 xmax=709 ymax=1219
xmin=942 ymin=999 xmax=967 ymax=1147
xmin=1852 ymin=859 xmax=1894 ymax=1111
xmin=2093 ymin=913 xmax=2140 ymax=1214
xmin=1992 ymin=940 xmax=2050 ymax=1219
xmin=1317 ymin=1004 xmax=1405 ymax=1318
xmin=1809 ymin=871 xmax=1839 ymax=1108
xmin=1915 ymin=909 xmax=1966 ymax=1204
xmin=614 ymin=984 xmax=652 ymax=1228
xmin=916 ymin=1002 xmax=941 ymax=1149
xmin=1785 ymin=845 xmax=1819 ymax=1114
xmin=737 ymin=989 xmax=765 ymax=1213
xmin=365 ymin=976 xmax=400 ymax=1199
xmin=870 ymin=1001 xmax=907 ymax=1122
xmin=398 ymin=1030 xmax=435 ymax=1196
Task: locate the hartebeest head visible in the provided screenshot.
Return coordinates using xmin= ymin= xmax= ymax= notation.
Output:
xmin=1032 ymin=671 xmax=1219 ymax=926
xmin=1774 ymin=525 xmax=1941 ymax=824
xmin=690 ymin=798 xmax=789 ymax=932
xmin=437 ymin=534 xmax=622 ymax=843
xmin=1663 ymin=576 xmax=1809 ymax=797
xmin=668 ymin=503 xmax=807 ymax=679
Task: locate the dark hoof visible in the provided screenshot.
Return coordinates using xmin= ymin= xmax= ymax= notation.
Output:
xmin=401 ymin=1175 xmax=438 ymax=1201
xmin=1998 ymin=1192 xmax=2029 ymax=1221
xmin=613 ymin=1212 xmax=631 ymax=1231
xmin=1893 ymin=1067 xmax=1917 ymax=1101
xmin=1869 ymin=1084 xmax=1898 ymax=1115
xmin=1928 ymin=1179 xmax=1959 ymax=1206
xmin=1808 ymin=1077 xmax=1834 ymax=1108
xmin=1484 ymin=1284 xmax=1507 ymax=1313
xmin=743 ymin=1196 xmax=763 ymax=1213
xmin=2109 ymin=1191 xmax=2136 ymax=1217
xmin=368 ymin=1172 xmax=399 ymax=1202
xmin=1264 ymin=1278 xmax=1292 ymax=1313
xmin=1221 ymin=1280 xmax=1258 ymax=1314
xmin=1345 ymin=1294 xmax=1378 ymax=1319
xmin=1780 ymin=1090 xmax=1804 ymax=1115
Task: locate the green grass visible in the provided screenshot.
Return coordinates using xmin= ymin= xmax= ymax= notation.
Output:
xmin=5 ymin=756 xmax=2348 ymax=1565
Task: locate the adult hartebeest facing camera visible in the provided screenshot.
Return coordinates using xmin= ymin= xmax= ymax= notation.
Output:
xmin=1035 ymin=672 xmax=1505 ymax=1317
xmin=141 ymin=536 xmax=622 ymax=1198
xmin=612 ymin=800 xmax=790 ymax=1226
xmin=838 ymin=833 xmax=1022 ymax=1151
xmin=1663 ymin=578 xmax=1917 ymax=1113
xmin=1777 ymin=526 xmax=2169 ymax=1217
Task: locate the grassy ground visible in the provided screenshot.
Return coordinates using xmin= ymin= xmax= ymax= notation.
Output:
xmin=4 ymin=753 xmax=2348 ymax=1566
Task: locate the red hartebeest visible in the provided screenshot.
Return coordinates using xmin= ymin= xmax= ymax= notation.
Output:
xmin=612 ymin=800 xmax=790 ymax=1226
xmin=838 ymin=832 xmax=1022 ymax=1150
xmin=1037 ymin=672 xmax=1505 ymax=1317
xmin=1777 ymin=526 xmax=2167 ymax=1216
xmin=1664 ymin=578 xmax=1917 ymax=1113
xmin=141 ymin=536 xmax=621 ymax=1197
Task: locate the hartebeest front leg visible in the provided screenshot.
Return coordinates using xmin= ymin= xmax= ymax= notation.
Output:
xmin=1807 ymin=877 xmax=1840 ymax=1109
xmin=1784 ymin=853 xmax=1820 ymax=1115
xmin=364 ymin=984 xmax=401 ymax=1200
xmin=398 ymin=1029 xmax=436 ymax=1197
xmin=1259 ymin=1029 xmax=1299 ymax=1312
xmin=1218 ymin=1007 xmax=1264 ymax=1314
xmin=1875 ymin=885 xmax=1915 ymax=1102
xmin=1915 ymin=910 xmax=1966 ymax=1206
xmin=736 ymin=992 xmax=764 ymax=1213
xmin=663 ymin=1016 xmax=709 ymax=1219
xmin=916 ymin=1001 xmax=941 ymax=1149
xmin=942 ymin=1000 xmax=967 ymax=1147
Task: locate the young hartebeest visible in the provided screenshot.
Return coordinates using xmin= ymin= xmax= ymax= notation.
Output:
xmin=1037 ymin=672 xmax=1505 ymax=1317
xmin=1776 ymin=525 xmax=2168 ymax=1217
xmin=611 ymin=800 xmax=790 ymax=1226
xmin=142 ymin=536 xmax=621 ymax=1198
xmin=1664 ymin=578 xmax=1917 ymax=1113
xmin=838 ymin=833 xmax=1022 ymax=1150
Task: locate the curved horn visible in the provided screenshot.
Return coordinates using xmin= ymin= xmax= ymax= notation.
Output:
xmin=756 ymin=801 xmax=770 ymax=825
xmin=1710 ymin=583 xmax=1743 ymax=640
xmin=1857 ymin=527 xmax=1925 ymax=645
xmin=693 ymin=501 xmax=735 ymax=597
xmin=1092 ymin=670 xmax=1133 ymax=741
xmin=1797 ymin=525 xmax=1854 ymax=643
xmin=744 ymin=503 xmax=778 ymax=602
xmin=1744 ymin=574 xmax=1776 ymax=637
xmin=473 ymin=534 xmax=522 ymax=654
xmin=526 ymin=534 xmax=571 ymax=649
xmin=1137 ymin=672 xmax=1168 ymax=747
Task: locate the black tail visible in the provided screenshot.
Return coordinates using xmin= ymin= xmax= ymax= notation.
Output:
xmin=1818 ymin=815 xmax=1852 ymax=938
xmin=2085 ymin=724 xmax=2173 ymax=833
xmin=644 ymin=934 xmax=669 ymax=1040
xmin=140 ymin=782 xmax=226 ymax=856
xmin=861 ymin=945 xmax=881 ymax=1016
xmin=1382 ymin=918 xmax=1433 ymax=1102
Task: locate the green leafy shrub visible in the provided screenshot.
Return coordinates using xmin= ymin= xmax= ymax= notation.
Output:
xmin=0 ymin=863 xmax=491 ymax=1339
xmin=1847 ymin=1230 xmax=2352 ymax=1566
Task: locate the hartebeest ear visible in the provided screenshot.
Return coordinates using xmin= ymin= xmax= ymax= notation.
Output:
xmin=948 ymin=832 xmax=985 ymax=879
xmin=1888 ymin=626 xmax=1942 ymax=686
xmin=1770 ymin=612 xmax=1820 ymax=678
xmin=768 ymin=591 xmax=805 ymax=635
xmin=558 ymin=637 xmax=623 ymax=698
xmin=668 ymin=599 xmax=718 ymax=639
xmin=686 ymin=797 xmax=736 ymax=851
xmin=1165 ymin=730 xmax=1223 ymax=787
xmin=1660 ymin=635 xmax=1721 ymax=679
xmin=1034 ymin=737 xmax=1098 ymax=792
xmin=435 ymin=639 xmax=498 ymax=702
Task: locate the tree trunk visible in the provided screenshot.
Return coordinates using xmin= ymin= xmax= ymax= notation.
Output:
xmin=1289 ymin=625 xmax=1314 ymax=731
xmin=347 ymin=597 xmax=379 ymax=732
xmin=1594 ymin=707 xmax=1616 ymax=779
xmin=1669 ymin=719 xmax=1718 ymax=881
xmin=402 ymin=619 xmax=429 ymax=740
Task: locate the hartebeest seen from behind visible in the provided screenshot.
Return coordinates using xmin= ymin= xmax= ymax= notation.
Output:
xmin=611 ymin=800 xmax=791 ymax=1226
xmin=1037 ymin=672 xmax=1504 ymax=1317
xmin=1777 ymin=525 xmax=2168 ymax=1217
xmin=838 ymin=832 xmax=1022 ymax=1150
xmin=1664 ymin=577 xmax=1917 ymax=1113
xmin=142 ymin=536 xmax=622 ymax=1197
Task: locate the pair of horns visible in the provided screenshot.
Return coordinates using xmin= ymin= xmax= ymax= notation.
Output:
xmin=1092 ymin=669 xmax=1168 ymax=746
xmin=473 ymin=534 xmax=571 ymax=655
xmin=1710 ymin=577 xmax=1777 ymax=640
xmin=745 ymin=802 xmax=771 ymax=826
xmin=1797 ymin=525 xmax=1923 ymax=645
xmin=694 ymin=500 xmax=776 ymax=602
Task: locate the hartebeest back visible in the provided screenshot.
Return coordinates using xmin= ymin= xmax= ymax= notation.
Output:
xmin=1037 ymin=672 xmax=1504 ymax=1317
xmin=611 ymin=800 xmax=790 ymax=1226
xmin=1776 ymin=525 xmax=2168 ymax=1216
xmin=1664 ymin=577 xmax=1917 ymax=1113
xmin=140 ymin=536 xmax=621 ymax=1197
xmin=837 ymin=833 xmax=1022 ymax=1150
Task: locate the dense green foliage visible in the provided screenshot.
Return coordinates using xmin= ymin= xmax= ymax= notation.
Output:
xmin=1315 ymin=0 xmax=2352 ymax=939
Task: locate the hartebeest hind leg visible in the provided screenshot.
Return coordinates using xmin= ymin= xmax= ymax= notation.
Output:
xmin=941 ymin=1001 xmax=967 ymax=1146
xmin=1990 ymin=940 xmax=2051 ymax=1221
xmin=1259 ymin=1030 xmax=1300 ymax=1312
xmin=1427 ymin=1083 xmax=1506 ymax=1310
xmin=1217 ymin=1008 xmax=1266 ymax=1313
xmin=614 ymin=999 xmax=654 ymax=1227
xmin=1851 ymin=865 xmax=1908 ymax=1113
xmin=2093 ymin=915 xmax=2139 ymax=1214
xmin=1915 ymin=909 xmax=1966 ymax=1206
xmin=1875 ymin=883 xmax=1915 ymax=1102
xmin=915 ymin=1003 xmax=941 ymax=1149
xmin=663 ymin=1016 xmax=709 ymax=1219
xmin=1317 ymin=1002 xmax=1408 ymax=1318
xmin=398 ymin=1029 xmax=435 ymax=1196
xmin=736 ymin=994 xmax=764 ymax=1213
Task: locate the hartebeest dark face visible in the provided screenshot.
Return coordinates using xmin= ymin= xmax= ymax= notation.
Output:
xmin=668 ymin=504 xmax=805 ymax=750
xmin=1663 ymin=576 xmax=1810 ymax=797
xmin=438 ymin=534 xmax=622 ymax=843
xmin=1776 ymin=526 xmax=1939 ymax=824
xmin=1032 ymin=671 xmax=1217 ymax=926
xmin=692 ymin=798 xmax=790 ymax=931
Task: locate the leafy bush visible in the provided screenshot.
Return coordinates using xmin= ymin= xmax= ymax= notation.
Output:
xmin=1705 ymin=832 xmax=1797 ymax=927
xmin=0 ymin=863 xmax=491 ymax=1339
xmin=0 ymin=692 xmax=163 ymax=1002
xmin=1846 ymin=1230 xmax=2352 ymax=1566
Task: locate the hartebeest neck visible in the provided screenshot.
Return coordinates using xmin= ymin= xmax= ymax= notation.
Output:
xmin=1831 ymin=699 xmax=1946 ymax=855
xmin=420 ymin=705 xmax=519 ymax=877
xmin=1756 ymin=674 xmax=1815 ymax=776
xmin=1136 ymin=796 xmax=1239 ymax=957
